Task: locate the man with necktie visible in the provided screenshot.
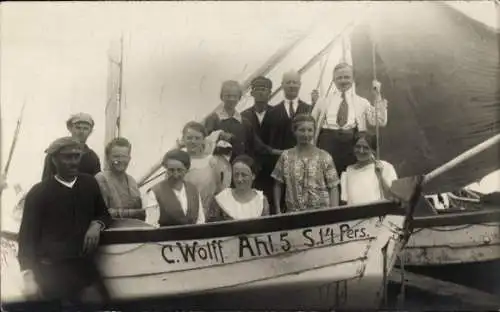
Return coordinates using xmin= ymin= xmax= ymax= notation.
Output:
xmin=260 ymin=70 xmax=312 ymax=213
xmin=312 ymin=62 xmax=388 ymax=175
xmin=261 ymin=70 xmax=312 ymax=153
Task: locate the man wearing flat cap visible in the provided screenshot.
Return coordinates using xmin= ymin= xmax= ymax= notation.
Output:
xmin=241 ymin=76 xmax=276 ymax=214
xmin=145 ymin=149 xmax=205 ymax=227
xmin=41 ymin=113 xmax=101 ymax=180
xmin=18 ymin=137 xmax=111 ymax=308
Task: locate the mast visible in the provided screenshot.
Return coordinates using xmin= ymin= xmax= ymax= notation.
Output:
xmin=104 ymin=34 xmax=124 ymax=148
xmin=117 ymin=35 xmax=124 ymax=138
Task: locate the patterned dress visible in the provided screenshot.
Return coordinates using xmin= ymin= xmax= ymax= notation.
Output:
xmin=271 ymin=147 xmax=339 ymax=212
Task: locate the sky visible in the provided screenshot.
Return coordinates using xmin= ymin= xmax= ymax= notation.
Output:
xmin=0 ymin=1 xmax=498 ymax=215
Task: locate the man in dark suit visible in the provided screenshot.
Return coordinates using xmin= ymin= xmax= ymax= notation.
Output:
xmin=261 ymin=70 xmax=312 ymax=213
xmin=241 ymin=76 xmax=274 ymax=211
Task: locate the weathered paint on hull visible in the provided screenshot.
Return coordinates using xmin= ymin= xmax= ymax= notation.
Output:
xmin=400 ymin=222 xmax=500 ymax=266
xmin=1 ymin=214 xmax=406 ymax=309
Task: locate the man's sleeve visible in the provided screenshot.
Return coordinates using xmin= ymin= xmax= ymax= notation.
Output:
xmin=92 ymin=177 xmax=112 ymax=229
xmin=17 ymin=189 xmax=42 ymax=271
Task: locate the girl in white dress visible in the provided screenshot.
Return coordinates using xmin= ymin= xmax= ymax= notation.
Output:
xmin=209 ymin=155 xmax=270 ymax=222
xmin=340 ymin=134 xmax=397 ymax=205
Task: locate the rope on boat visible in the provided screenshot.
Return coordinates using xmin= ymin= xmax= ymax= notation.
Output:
xmin=371 ymin=13 xmax=381 ymax=162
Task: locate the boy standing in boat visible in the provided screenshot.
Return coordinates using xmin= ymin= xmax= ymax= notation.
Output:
xmin=41 ymin=113 xmax=101 ymax=180
xmin=18 ymin=137 xmax=111 ymax=308
xmin=241 ymin=76 xmax=275 ymax=213
xmin=311 ymin=63 xmax=388 ymax=175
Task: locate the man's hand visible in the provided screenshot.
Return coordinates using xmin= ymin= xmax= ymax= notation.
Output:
xmin=219 ymin=131 xmax=233 ymax=142
xmin=372 ymin=80 xmax=382 ymax=94
xmin=374 ymin=160 xmax=384 ymax=175
xmin=82 ymin=221 xmax=104 ymax=255
xmin=22 ymin=270 xmax=40 ymax=300
xmin=271 ymin=149 xmax=283 ymax=156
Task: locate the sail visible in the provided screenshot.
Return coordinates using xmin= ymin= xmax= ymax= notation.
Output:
xmin=104 ymin=37 xmax=123 ymax=147
xmin=350 ymin=2 xmax=500 ymax=193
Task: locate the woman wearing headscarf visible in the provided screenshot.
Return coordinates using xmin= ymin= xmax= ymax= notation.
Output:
xmin=209 ymin=155 xmax=270 ymax=222
xmin=145 ymin=149 xmax=205 ymax=227
xmin=272 ymin=114 xmax=340 ymax=213
xmin=95 ymin=138 xmax=145 ymax=220
xmin=340 ymin=134 xmax=398 ymax=205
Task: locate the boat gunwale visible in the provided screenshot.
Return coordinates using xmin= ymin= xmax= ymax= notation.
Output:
xmin=412 ymin=206 xmax=500 ymax=228
xmin=1 ymin=200 xmax=404 ymax=244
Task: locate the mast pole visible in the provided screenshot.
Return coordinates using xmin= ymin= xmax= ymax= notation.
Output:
xmin=3 ymin=100 xmax=26 ymax=178
xmin=117 ymin=34 xmax=124 ymax=138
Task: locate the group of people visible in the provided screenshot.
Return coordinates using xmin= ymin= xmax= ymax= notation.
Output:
xmin=15 ymin=61 xmax=399 ymax=308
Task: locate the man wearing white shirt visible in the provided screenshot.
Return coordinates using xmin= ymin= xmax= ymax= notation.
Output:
xmin=144 ymin=149 xmax=205 ymax=227
xmin=312 ymin=63 xmax=388 ymax=174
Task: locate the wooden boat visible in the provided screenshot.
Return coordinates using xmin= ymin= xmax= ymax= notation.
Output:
xmin=2 ymin=199 xmax=414 ymax=309
xmin=395 ymin=192 xmax=500 ymax=295
xmin=350 ymin=1 xmax=500 ymax=292
xmin=401 ymin=193 xmax=500 ymax=267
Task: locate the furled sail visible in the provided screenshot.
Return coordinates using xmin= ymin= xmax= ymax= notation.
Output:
xmin=350 ymin=2 xmax=500 ymax=193
xmin=104 ymin=36 xmax=123 ymax=148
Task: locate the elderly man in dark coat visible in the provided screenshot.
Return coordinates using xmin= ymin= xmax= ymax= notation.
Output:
xmin=18 ymin=137 xmax=111 ymax=309
xmin=41 ymin=113 xmax=101 ymax=180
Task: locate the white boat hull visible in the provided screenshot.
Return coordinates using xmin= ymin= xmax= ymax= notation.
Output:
xmin=2 ymin=201 xmax=408 ymax=309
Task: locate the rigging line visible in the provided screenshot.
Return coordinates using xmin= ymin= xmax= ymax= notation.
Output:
xmin=137 ymin=26 xmax=312 ymax=188
xmin=268 ymin=17 xmax=361 ymax=101
xmin=370 ymin=9 xmax=381 ymax=163
xmin=3 ymin=100 xmax=27 ymax=178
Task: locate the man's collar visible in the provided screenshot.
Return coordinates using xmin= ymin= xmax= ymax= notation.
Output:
xmin=216 ymin=105 xmax=242 ymax=123
xmin=335 ymin=87 xmax=354 ymax=98
xmin=253 ymin=103 xmax=270 ymax=114
xmin=284 ymin=98 xmax=299 ymax=105
xmin=54 ymin=175 xmax=77 ymax=188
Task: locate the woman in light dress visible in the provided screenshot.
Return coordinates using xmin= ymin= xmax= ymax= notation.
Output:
xmin=340 ymin=134 xmax=398 ymax=205
xmin=209 ymin=155 xmax=270 ymax=222
xmin=272 ymin=114 xmax=340 ymax=213
xmin=95 ymin=137 xmax=145 ymax=220
xmin=179 ymin=121 xmax=222 ymax=219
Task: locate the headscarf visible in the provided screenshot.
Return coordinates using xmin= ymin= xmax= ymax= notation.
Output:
xmin=162 ymin=149 xmax=191 ymax=170
xmin=45 ymin=137 xmax=82 ymax=155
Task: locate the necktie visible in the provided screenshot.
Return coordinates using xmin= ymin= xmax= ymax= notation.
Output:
xmin=288 ymin=100 xmax=295 ymax=118
xmin=337 ymin=92 xmax=348 ymax=127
